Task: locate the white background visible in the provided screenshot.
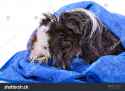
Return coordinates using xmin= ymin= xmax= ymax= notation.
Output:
xmin=0 ymin=0 xmax=125 ymax=68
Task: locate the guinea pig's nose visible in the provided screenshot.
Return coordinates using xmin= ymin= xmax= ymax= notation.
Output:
xmin=39 ymin=54 xmax=45 ymax=58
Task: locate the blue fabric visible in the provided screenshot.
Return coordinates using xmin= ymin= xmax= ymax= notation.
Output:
xmin=0 ymin=1 xmax=125 ymax=83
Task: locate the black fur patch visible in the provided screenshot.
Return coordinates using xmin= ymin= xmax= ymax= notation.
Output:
xmin=47 ymin=11 xmax=125 ymax=69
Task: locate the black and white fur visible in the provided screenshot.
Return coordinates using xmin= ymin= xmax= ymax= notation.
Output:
xmin=27 ymin=9 xmax=125 ymax=69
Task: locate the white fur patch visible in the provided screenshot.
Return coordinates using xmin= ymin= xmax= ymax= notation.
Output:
xmin=30 ymin=25 xmax=50 ymax=59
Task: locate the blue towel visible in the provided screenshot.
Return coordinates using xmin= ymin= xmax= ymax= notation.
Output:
xmin=0 ymin=1 xmax=125 ymax=83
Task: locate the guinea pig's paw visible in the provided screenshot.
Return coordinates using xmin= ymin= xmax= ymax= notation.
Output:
xmin=37 ymin=56 xmax=49 ymax=64
xmin=29 ymin=55 xmax=49 ymax=64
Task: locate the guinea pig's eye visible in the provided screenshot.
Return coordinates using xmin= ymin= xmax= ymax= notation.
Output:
xmin=43 ymin=46 xmax=48 ymax=50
